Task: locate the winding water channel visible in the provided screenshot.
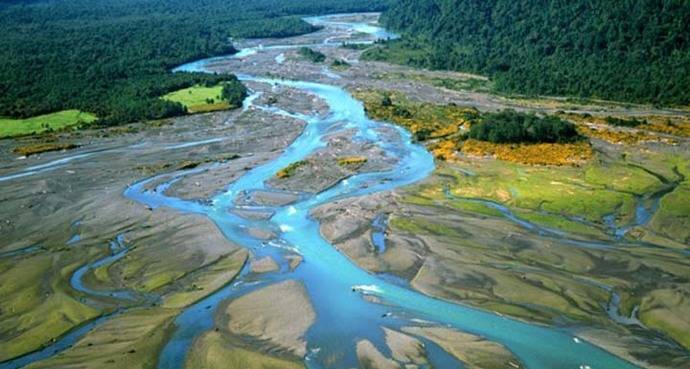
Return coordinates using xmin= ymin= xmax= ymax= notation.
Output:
xmin=0 ymin=14 xmax=648 ymax=369
xmin=147 ymin=15 xmax=640 ymax=369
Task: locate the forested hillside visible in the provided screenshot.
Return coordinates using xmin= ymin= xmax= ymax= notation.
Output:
xmin=367 ymin=0 xmax=690 ymax=106
xmin=0 ymin=0 xmax=389 ymax=125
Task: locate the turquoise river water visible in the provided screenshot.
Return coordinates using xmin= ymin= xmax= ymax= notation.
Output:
xmin=0 ymin=13 xmax=645 ymax=369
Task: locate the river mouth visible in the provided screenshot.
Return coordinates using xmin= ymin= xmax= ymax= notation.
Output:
xmin=1 ymin=12 xmax=685 ymax=369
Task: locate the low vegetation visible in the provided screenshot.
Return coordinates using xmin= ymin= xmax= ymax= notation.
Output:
xmin=577 ymin=125 xmax=658 ymax=145
xmin=0 ymin=110 xmax=97 ymax=139
xmin=337 ymin=156 xmax=368 ymax=167
xmin=355 ymin=90 xmax=477 ymax=143
xmin=358 ymin=90 xmax=594 ymax=165
xmin=361 ymin=87 xmax=690 ymax=169
xmin=377 ymin=71 xmax=491 ymax=93
xmin=13 ymin=143 xmax=80 ymax=156
xmin=277 ymin=160 xmax=308 ymax=179
xmin=462 ymin=139 xmax=593 ymax=166
xmin=605 ymin=116 xmax=647 ymax=128
xmin=298 ymin=47 xmax=327 ymax=63
xmin=648 ymin=160 xmax=690 ymax=244
xmin=0 ymin=251 xmax=101 ymax=362
xmin=393 ymin=146 xmax=690 ymax=356
xmin=417 ymin=158 xmax=669 ymax=232
xmin=428 ymin=140 xmax=459 ymax=162
xmin=563 ymin=112 xmax=690 ymax=138
xmin=331 ymin=59 xmax=351 ymax=70
xmin=186 ymin=331 xmax=304 ymax=369
xmin=340 ymin=42 xmax=371 ymax=50
xmin=25 ymin=308 xmax=178 ymax=369
xmin=163 ymin=85 xmax=225 ymax=113
xmin=164 ymin=84 xmax=219 ymax=104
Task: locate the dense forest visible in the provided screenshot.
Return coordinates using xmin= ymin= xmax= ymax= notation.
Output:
xmin=367 ymin=0 xmax=690 ymax=106
xmin=469 ymin=110 xmax=580 ymax=144
xmin=0 ymin=0 xmax=389 ymax=125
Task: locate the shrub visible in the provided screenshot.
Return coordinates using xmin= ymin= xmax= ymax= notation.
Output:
xmin=221 ymin=79 xmax=248 ymax=108
xmin=298 ymin=47 xmax=326 ymax=63
xmin=605 ymin=116 xmax=647 ymax=128
xmin=469 ymin=110 xmax=580 ymax=144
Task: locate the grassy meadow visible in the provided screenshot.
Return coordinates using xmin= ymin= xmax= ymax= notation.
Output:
xmin=0 ymin=110 xmax=97 ymax=138
xmin=163 ymin=85 xmax=229 ymax=114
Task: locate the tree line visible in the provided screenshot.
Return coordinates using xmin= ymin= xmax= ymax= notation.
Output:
xmin=0 ymin=0 xmax=390 ymax=126
xmin=367 ymin=0 xmax=690 ymax=106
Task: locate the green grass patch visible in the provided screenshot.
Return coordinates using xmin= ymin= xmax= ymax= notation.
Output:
xmin=186 ymin=331 xmax=304 ymax=369
xmin=445 ymin=199 xmax=504 ymax=218
xmin=162 ymin=85 xmax=228 ymax=113
xmin=512 ymin=209 xmax=608 ymax=238
xmin=391 ymin=216 xmax=467 ymax=239
xmin=639 ymin=288 xmax=690 ymax=350
xmin=648 ymin=184 xmax=690 ymax=244
xmin=584 ymin=164 xmax=664 ymax=195
xmin=0 ymin=254 xmax=100 ymax=361
xmin=0 ymin=110 xmax=97 ymax=138
xmin=399 ymin=183 xmax=504 ymax=218
xmin=438 ymin=161 xmax=639 ymax=225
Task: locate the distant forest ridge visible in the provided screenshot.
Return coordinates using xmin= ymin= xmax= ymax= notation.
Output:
xmin=372 ymin=0 xmax=690 ymax=106
xmin=0 ymin=0 xmax=391 ymax=125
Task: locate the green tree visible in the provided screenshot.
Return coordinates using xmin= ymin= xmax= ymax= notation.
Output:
xmin=221 ymin=80 xmax=249 ymax=109
xmin=367 ymin=0 xmax=690 ymax=106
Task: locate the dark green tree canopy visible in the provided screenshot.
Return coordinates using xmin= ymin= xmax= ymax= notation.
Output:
xmin=369 ymin=0 xmax=690 ymax=106
xmin=221 ymin=78 xmax=249 ymax=109
xmin=469 ymin=110 xmax=581 ymax=144
xmin=298 ymin=47 xmax=327 ymax=63
xmin=0 ymin=0 xmax=390 ymax=125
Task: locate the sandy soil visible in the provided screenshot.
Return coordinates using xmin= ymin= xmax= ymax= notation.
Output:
xmin=250 ymin=256 xmax=280 ymax=274
xmin=356 ymin=340 xmax=398 ymax=369
xmin=402 ymin=326 xmax=523 ymax=369
xmin=221 ymin=280 xmax=315 ymax=357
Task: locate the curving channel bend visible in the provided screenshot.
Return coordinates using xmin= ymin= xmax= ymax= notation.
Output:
xmin=132 ymin=73 xmax=640 ymax=369
xmin=144 ymin=15 xmax=640 ymax=367
xmin=0 ymin=14 xmax=644 ymax=369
